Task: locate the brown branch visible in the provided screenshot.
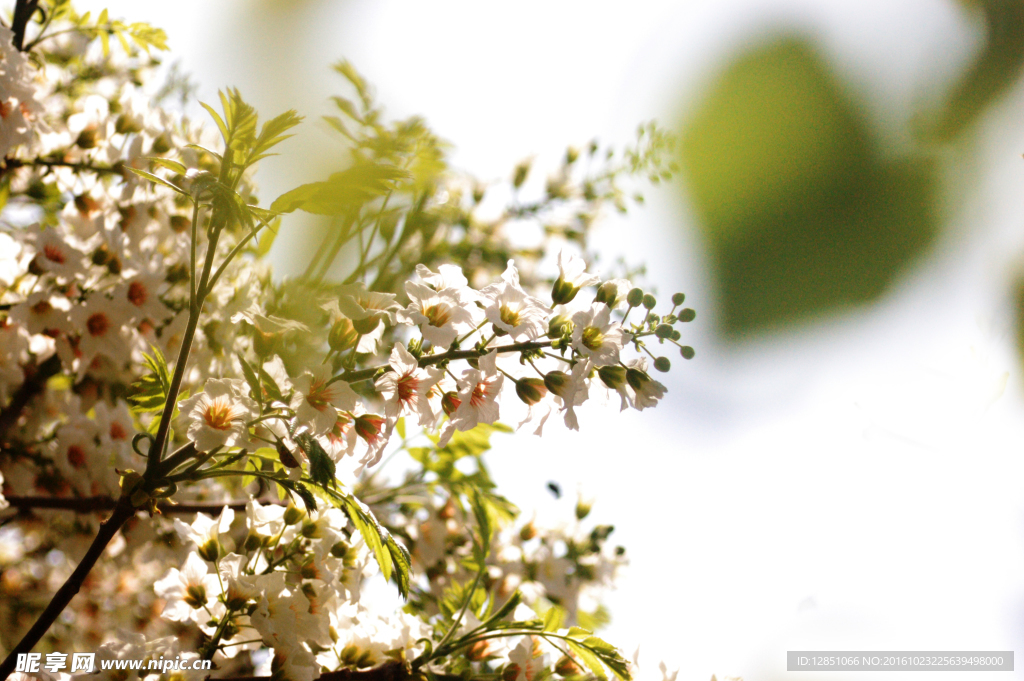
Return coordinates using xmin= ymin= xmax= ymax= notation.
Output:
xmin=10 ymin=0 xmax=40 ymax=51
xmin=0 ymin=493 xmax=135 ymax=679
xmin=4 ymin=496 xmax=284 ymax=515
xmin=0 ymin=353 xmax=61 ymax=442
xmin=205 ymin=662 xmax=461 ymax=681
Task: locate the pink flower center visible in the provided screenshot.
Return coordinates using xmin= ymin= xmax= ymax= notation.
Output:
xmin=67 ymin=445 xmax=86 ymax=468
xmin=43 ymin=244 xmax=66 ymax=264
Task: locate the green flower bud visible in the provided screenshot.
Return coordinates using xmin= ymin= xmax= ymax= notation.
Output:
xmin=626 ymin=368 xmax=650 ymax=392
xmin=678 ymin=308 xmax=696 ymax=322
xmin=680 ymin=345 xmax=695 ymax=360
xmin=592 ymin=281 xmax=616 ymax=306
xmin=642 ymin=293 xmax=656 ymax=310
xmin=654 ymin=356 xmax=671 ymax=372
xmin=184 ymin=584 xmax=207 ymax=608
xmin=543 ymin=371 xmax=572 ymax=399
xmin=555 ymin=655 xmax=582 ymax=677
xmin=548 ymin=314 xmax=570 ymax=338
xmin=671 ymin=329 xmax=681 ymax=341
xmin=626 ymin=288 xmax=644 ymax=308
xmin=328 ymin=317 xmax=358 ymax=352
xmin=243 ymin=531 xmax=262 ymax=552
xmin=672 ymin=292 xmax=686 ymax=306
xmin=283 ymin=505 xmax=305 ymax=526
xmin=352 ymin=313 xmax=381 ymax=335
xmin=330 ymin=540 xmax=351 ymax=559
xmin=655 ymin=324 xmax=673 ymax=339
xmin=519 ymin=522 xmax=537 ymax=541
xmin=516 ymin=377 xmax=548 ymax=405
xmin=198 ymin=538 xmax=221 ymax=562
xmin=512 ymin=159 xmax=531 ymax=189
xmin=575 ymin=498 xmax=593 ymax=520
xmin=551 ymin=277 xmax=579 ymax=305
xmin=598 ymin=365 xmax=626 ymax=389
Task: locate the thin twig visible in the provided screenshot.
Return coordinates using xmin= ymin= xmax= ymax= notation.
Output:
xmin=3 ymin=496 xmax=283 ymax=515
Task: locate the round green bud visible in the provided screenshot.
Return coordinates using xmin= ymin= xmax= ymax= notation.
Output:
xmin=642 ymin=293 xmax=656 ymax=310
xmin=680 ymin=346 xmax=695 ymax=359
xmin=654 ymin=357 xmax=671 ymax=372
xmin=594 ymin=281 xmax=618 ymax=306
xmin=678 ymin=308 xmax=696 ymax=322
xmin=548 ymin=314 xmax=570 ymax=338
xmin=655 ymin=324 xmax=673 ymax=339
xmin=283 ymin=505 xmax=305 ymax=526
xmin=672 ymin=292 xmax=686 ymax=306
xmin=671 ymin=329 xmax=681 ymax=341
xmin=330 ymin=540 xmax=351 ymax=559
xmin=352 ymin=313 xmax=381 ymax=335
xmin=626 ymin=288 xmax=644 ymax=308
xmin=551 ymin=277 xmax=579 ymax=306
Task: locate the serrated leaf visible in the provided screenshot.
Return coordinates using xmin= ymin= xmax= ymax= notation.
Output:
xmin=543 ymin=605 xmax=566 ymax=632
xmin=200 ymin=101 xmax=229 ymax=144
xmin=270 ymin=162 xmax=409 ymax=215
xmin=292 ymin=481 xmax=318 ymax=514
xmin=481 ymin=590 xmax=521 ymax=626
xmin=325 ymin=488 xmax=410 ymax=597
xmin=296 ymin=432 xmax=336 ymax=490
xmin=567 ymin=641 xmax=607 ymax=681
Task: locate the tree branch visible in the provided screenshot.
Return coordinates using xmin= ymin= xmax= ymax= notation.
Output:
xmin=0 ymin=353 xmax=61 ymax=442
xmin=205 ymin=662 xmax=461 ymax=681
xmin=3 ymin=496 xmax=283 ymax=515
xmin=0 ymin=493 xmax=135 ymax=679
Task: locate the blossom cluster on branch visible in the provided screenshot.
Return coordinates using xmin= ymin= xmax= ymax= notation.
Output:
xmin=0 ymin=2 xmax=720 ymax=681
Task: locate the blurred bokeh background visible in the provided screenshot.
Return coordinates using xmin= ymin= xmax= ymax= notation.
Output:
xmin=74 ymin=0 xmax=1024 ymax=678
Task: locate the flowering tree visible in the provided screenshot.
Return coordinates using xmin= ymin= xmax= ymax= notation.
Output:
xmin=0 ymin=2 xmax=698 ymax=680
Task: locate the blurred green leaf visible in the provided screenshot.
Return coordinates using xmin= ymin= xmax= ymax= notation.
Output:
xmin=679 ymin=37 xmax=938 ymax=337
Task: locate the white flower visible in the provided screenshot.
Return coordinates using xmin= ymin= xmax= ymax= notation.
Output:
xmin=375 ymin=343 xmax=443 ymax=427
xmin=481 ymin=261 xmax=552 ymax=340
xmin=154 ymin=552 xmax=221 ymax=623
xmin=173 ymin=507 xmax=234 ymax=561
xmin=439 ymin=351 xmax=504 ymax=445
xmin=246 ymin=498 xmax=287 ymax=538
xmin=178 ymin=378 xmax=258 ymax=452
xmin=552 ymin=249 xmax=600 ymax=305
xmin=69 ymin=294 xmax=130 ymax=371
xmin=402 ymin=281 xmax=480 ymax=349
xmin=508 ymin=637 xmax=545 ymax=681
xmin=291 ymin=365 xmax=358 ymax=435
xmin=571 ymin=303 xmax=626 ymax=366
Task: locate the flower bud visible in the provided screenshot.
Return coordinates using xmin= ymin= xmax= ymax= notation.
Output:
xmin=354 ymin=414 xmax=385 ymax=441
xmin=503 ymin=663 xmax=522 ymax=681
xmin=352 ymin=312 xmax=381 ymax=335
xmin=543 ymin=371 xmax=572 ymax=399
xmin=594 ymin=281 xmax=619 ymax=306
xmin=442 ymin=391 xmax=461 ymax=416
xmin=555 ymin=655 xmax=582 ymax=677
xmin=551 ymin=277 xmax=578 ymax=305
xmin=198 ymin=538 xmax=221 ymax=562
xmin=516 ymin=377 xmax=548 ymax=405
xmin=243 ymin=531 xmax=262 ymax=552
xmin=438 ymin=496 xmax=456 ymax=520
xmin=565 ymin=146 xmax=580 ymax=164
xmin=678 ymin=308 xmax=696 ymax=322
xmin=301 ymin=519 xmax=323 ymax=538
xmin=680 ymin=345 xmax=695 ymax=360
xmin=467 ymin=640 xmax=492 ymax=661
xmin=671 ymin=329 xmax=681 ymax=341
xmin=597 ymin=365 xmax=626 ymax=389
xmin=626 ymin=288 xmax=644 ymax=308
xmin=519 ymin=522 xmax=537 ymax=541
xmin=548 ymin=314 xmax=570 ymax=338
xmin=283 ymin=505 xmax=305 ymax=526
xmin=276 ymin=440 xmax=300 ymax=468
xmin=655 ymin=323 xmax=673 ymax=339
xmin=626 ymin=368 xmax=650 ymax=392
xmin=672 ymin=292 xmax=686 ymax=306
xmin=76 ymin=127 xmax=98 ymax=149
xmin=328 ymin=317 xmax=358 ymax=352
xmin=512 ymin=159 xmax=531 ymax=189
xmin=184 ymin=584 xmax=207 ymax=608
xmin=330 ymin=540 xmax=351 ymax=559
xmin=654 ymin=357 xmax=671 ymax=372
xmin=642 ymin=293 xmax=656 ymax=310
xmin=151 ymin=133 xmax=172 ymax=154
xmin=575 ymin=498 xmax=592 ymax=520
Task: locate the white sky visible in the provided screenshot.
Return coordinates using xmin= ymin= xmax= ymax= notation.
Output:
xmin=72 ymin=1 xmax=1024 ymax=679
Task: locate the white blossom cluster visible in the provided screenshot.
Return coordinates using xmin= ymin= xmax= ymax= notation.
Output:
xmin=0 ymin=6 xmax=700 ymax=681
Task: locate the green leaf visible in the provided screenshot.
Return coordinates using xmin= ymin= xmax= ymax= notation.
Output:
xmin=480 ymin=590 xmax=521 ymax=627
xmin=567 ymin=641 xmax=608 ymax=681
xmin=543 ymin=604 xmax=566 ymax=632
xmin=127 ymin=167 xmax=187 ymax=196
xmin=296 ymin=433 xmax=336 ymax=490
xmin=237 ymin=354 xmax=262 ymax=406
xmin=325 ymin=488 xmax=411 ymax=597
xmin=146 ymin=157 xmax=187 ymax=175
xmin=270 ymin=162 xmax=409 ymax=215
xmin=199 ymin=102 xmax=229 ymax=144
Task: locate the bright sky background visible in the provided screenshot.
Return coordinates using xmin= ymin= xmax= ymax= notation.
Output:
xmin=73 ymin=1 xmax=1024 ymax=679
